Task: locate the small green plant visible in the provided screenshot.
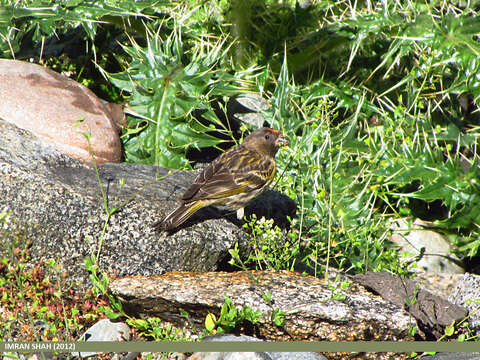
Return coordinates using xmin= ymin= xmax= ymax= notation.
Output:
xmin=127 ymin=317 xmax=189 ymax=341
xmin=405 ymin=285 xmax=420 ymax=308
xmin=77 ymin=127 xmax=125 ymax=264
xmin=328 ymin=280 xmax=350 ymax=302
xmin=79 ymin=126 xmax=172 ymax=266
xmin=204 ymin=296 xmax=262 ymax=335
xmin=204 ymin=294 xmax=285 ymax=335
xmin=0 ymin=206 xmax=11 ymax=229
xmin=83 ymin=256 xmax=124 ymax=320
xmin=409 ymin=352 xmax=437 ymax=358
xmin=437 ymin=311 xmax=479 ymax=342
xmin=229 ymin=214 xmax=299 ymax=271
xmin=270 ymin=308 xmax=285 ymax=327
xmin=408 ymin=325 xmax=417 ymax=338
xmin=260 ymin=290 xmax=285 ymax=327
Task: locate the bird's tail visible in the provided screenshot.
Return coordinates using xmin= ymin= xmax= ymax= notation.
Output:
xmin=155 ymin=200 xmax=205 ymax=231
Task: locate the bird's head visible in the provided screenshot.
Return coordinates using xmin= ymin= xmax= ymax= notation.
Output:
xmin=242 ymin=127 xmax=289 ymax=157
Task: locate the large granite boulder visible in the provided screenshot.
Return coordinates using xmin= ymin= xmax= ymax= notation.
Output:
xmin=0 ymin=59 xmax=123 ymax=165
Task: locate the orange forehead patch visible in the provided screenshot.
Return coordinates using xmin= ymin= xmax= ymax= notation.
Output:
xmin=265 ymin=128 xmax=281 ymax=133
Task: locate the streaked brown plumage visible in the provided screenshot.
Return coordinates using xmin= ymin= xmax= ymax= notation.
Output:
xmin=157 ymin=127 xmax=289 ymax=231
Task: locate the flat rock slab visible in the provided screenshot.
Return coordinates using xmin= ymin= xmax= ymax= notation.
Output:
xmin=109 ymin=270 xmax=415 ymax=343
xmin=0 ymin=59 xmax=122 ymax=164
xmin=354 ymin=271 xmax=468 ymax=338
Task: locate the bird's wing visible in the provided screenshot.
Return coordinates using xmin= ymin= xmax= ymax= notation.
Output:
xmin=181 ymin=146 xmax=275 ymax=202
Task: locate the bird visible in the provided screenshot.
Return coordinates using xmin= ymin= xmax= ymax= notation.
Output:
xmin=156 ymin=127 xmax=289 ymax=231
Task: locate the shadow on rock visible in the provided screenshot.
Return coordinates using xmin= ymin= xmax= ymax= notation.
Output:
xmin=162 ymin=189 xmax=296 ymax=235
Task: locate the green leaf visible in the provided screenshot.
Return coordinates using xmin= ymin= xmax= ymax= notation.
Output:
xmin=103 ymin=27 xmax=248 ymax=168
xmin=272 ymin=309 xmax=285 ymax=327
xmin=444 ymin=321 xmax=455 ymax=337
xmin=130 ymin=319 xmax=149 ymax=331
xmin=205 ymin=313 xmax=217 ymax=332
xmin=98 ymin=306 xmax=122 ymax=320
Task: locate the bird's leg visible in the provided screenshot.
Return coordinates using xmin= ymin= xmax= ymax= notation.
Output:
xmin=236 ymin=207 xmax=244 ymax=220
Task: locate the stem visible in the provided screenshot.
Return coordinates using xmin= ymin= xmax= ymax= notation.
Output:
xmin=325 ymin=131 xmax=333 ymax=281
xmin=230 ymin=0 xmax=251 ymax=68
xmin=155 ymin=78 xmax=171 ymax=168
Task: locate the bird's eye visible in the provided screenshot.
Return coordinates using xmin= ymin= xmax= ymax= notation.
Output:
xmin=265 ymin=135 xmax=270 ymax=140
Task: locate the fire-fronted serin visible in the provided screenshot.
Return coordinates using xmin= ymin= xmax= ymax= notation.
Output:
xmin=156 ymin=127 xmax=289 ymax=231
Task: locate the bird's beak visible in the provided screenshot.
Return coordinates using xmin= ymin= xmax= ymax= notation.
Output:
xmin=276 ymin=134 xmax=290 ymax=147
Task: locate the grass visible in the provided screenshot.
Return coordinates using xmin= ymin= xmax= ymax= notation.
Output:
xmin=1 ymin=0 xmax=480 ymax=347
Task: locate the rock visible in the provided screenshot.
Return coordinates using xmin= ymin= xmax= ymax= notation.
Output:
xmin=75 ymin=318 xmax=130 ymax=358
xmin=23 ymin=354 xmax=54 ymax=360
xmin=390 ymin=218 xmax=464 ymax=274
xmin=109 ymin=270 xmax=416 ymax=344
xmin=448 ymin=273 xmax=480 ymax=332
xmin=354 ymin=271 xmax=468 ymax=338
xmin=189 ymin=335 xmax=327 ymax=360
xmin=0 ymin=119 xmax=292 ymax=293
xmin=411 ymin=272 xmax=464 ymax=300
xmin=121 ymin=353 xmax=142 ymax=360
xmin=267 ymin=354 xmax=325 ymax=360
xmin=141 ymin=353 xmax=187 ymax=360
xmin=0 ymin=59 xmax=122 ymax=165
xmin=228 ymin=94 xmax=269 ymax=129
xmin=189 ymin=352 xmax=270 ymax=360
xmin=421 ymin=354 xmax=480 ymax=360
